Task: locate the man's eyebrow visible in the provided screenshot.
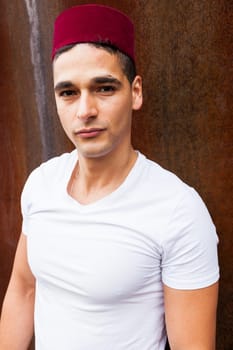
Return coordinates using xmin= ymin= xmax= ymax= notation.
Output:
xmin=54 ymin=76 xmax=122 ymax=91
xmin=54 ymin=81 xmax=75 ymax=91
xmin=91 ymin=76 xmax=122 ymax=86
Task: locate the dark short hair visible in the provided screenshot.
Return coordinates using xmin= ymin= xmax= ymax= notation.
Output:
xmin=53 ymin=42 xmax=137 ymax=84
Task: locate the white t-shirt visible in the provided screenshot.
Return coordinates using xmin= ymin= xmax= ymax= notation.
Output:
xmin=21 ymin=150 xmax=219 ymax=350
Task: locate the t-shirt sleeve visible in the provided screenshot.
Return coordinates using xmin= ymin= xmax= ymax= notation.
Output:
xmin=161 ymin=187 xmax=219 ymax=289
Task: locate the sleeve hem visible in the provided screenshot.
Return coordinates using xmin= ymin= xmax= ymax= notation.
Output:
xmin=162 ymin=272 xmax=220 ymax=290
xmin=22 ymin=218 xmax=29 ymax=236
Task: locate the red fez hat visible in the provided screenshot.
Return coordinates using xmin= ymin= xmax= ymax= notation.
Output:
xmin=52 ymin=4 xmax=135 ymax=61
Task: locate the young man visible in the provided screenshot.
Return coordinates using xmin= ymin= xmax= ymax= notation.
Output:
xmin=0 ymin=4 xmax=219 ymax=350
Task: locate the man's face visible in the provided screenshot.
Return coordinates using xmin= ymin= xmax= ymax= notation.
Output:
xmin=53 ymin=44 xmax=142 ymax=159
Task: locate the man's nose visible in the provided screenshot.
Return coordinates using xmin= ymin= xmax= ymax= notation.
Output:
xmin=76 ymin=92 xmax=97 ymax=121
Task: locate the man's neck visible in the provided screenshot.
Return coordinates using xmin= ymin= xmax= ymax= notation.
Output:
xmin=68 ymin=146 xmax=138 ymax=205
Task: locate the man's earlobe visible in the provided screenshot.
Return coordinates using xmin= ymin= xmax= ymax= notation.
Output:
xmin=132 ymin=76 xmax=143 ymax=111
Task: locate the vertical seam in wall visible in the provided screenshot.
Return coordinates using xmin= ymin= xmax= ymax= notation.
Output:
xmin=24 ymin=0 xmax=49 ymax=161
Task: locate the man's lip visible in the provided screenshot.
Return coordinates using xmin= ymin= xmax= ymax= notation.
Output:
xmin=76 ymin=128 xmax=105 ymax=134
xmin=75 ymin=127 xmax=106 ymax=138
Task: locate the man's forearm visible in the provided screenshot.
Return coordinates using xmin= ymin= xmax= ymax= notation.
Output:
xmin=0 ymin=286 xmax=35 ymax=350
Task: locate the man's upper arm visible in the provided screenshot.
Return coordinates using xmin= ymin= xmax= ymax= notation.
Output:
xmin=161 ymin=187 xmax=219 ymax=349
xmin=8 ymin=233 xmax=35 ymax=292
xmin=163 ymin=282 xmax=219 ymax=350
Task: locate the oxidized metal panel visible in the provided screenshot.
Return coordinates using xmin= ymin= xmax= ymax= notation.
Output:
xmin=0 ymin=1 xmax=232 ymax=349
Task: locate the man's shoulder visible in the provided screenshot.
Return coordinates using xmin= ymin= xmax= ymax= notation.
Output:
xmin=21 ymin=150 xmax=77 ymax=205
xmin=24 ymin=150 xmax=77 ymax=189
xmin=41 ymin=149 xmax=76 ymax=170
xmin=33 ymin=149 xmax=76 ymax=176
xmin=137 ymin=153 xmax=208 ymax=219
xmin=139 ymin=152 xmax=190 ymax=194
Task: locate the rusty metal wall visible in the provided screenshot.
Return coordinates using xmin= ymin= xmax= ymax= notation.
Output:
xmin=0 ymin=1 xmax=232 ymax=349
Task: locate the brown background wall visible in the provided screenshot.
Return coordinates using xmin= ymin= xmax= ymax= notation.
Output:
xmin=0 ymin=1 xmax=232 ymax=349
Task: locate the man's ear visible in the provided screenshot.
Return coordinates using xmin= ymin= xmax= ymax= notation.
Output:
xmin=132 ymin=75 xmax=143 ymax=111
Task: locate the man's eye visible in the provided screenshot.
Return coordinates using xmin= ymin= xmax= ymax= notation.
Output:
xmin=97 ymin=86 xmax=116 ymax=93
xmin=59 ymin=90 xmax=77 ymax=97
